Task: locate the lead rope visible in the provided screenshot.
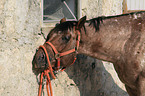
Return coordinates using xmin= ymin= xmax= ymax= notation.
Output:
xmin=38 ymin=45 xmax=55 ymax=96
xmin=38 ymin=26 xmax=80 ymax=96
xmin=38 ymin=69 xmax=54 ymax=96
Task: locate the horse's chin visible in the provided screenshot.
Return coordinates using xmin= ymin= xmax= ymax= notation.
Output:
xmin=32 ymin=65 xmax=48 ymax=75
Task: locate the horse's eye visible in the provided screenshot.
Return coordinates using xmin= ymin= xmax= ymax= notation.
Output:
xmin=65 ymin=35 xmax=71 ymax=40
xmin=62 ymin=35 xmax=71 ymax=41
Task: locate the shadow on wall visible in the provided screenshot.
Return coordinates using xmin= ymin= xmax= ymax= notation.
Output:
xmin=64 ymin=54 xmax=129 ymax=96
xmin=32 ymin=54 xmax=129 ymax=96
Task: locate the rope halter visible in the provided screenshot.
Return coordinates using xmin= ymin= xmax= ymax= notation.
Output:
xmin=38 ymin=26 xmax=81 ymax=96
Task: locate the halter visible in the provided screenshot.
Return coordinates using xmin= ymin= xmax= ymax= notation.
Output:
xmin=38 ymin=26 xmax=81 ymax=96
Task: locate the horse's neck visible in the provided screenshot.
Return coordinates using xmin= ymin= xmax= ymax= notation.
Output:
xmin=78 ymin=18 xmax=133 ymax=63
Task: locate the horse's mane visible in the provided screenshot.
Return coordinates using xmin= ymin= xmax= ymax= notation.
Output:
xmin=46 ymin=11 xmax=145 ymax=41
xmin=88 ymin=11 xmax=145 ymax=32
xmin=46 ymin=21 xmax=77 ymax=41
xmin=54 ymin=21 xmax=77 ymax=32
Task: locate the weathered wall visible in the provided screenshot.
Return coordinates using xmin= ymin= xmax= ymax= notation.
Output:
xmin=0 ymin=0 xmax=41 ymax=95
xmin=82 ymin=0 xmax=123 ymax=18
xmin=0 ymin=0 xmax=129 ymax=96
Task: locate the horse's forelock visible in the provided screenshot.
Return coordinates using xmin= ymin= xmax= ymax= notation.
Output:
xmin=46 ymin=21 xmax=77 ymax=41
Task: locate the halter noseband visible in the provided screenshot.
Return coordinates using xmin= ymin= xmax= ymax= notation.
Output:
xmin=38 ymin=26 xmax=81 ymax=96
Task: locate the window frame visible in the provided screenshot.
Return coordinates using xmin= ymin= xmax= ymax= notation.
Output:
xmin=123 ymin=0 xmax=145 ymax=13
xmin=41 ymin=0 xmax=82 ymax=27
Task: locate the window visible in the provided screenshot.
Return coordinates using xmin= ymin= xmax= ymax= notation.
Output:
xmin=123 ymin=0 xmax=145 ymax=13
xmin=42 ymin=0 xmax=81 ymax=23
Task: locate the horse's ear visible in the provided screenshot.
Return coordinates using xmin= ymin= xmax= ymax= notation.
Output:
xmin=77 ymin=16 xmax=86 ymax=29
xmin=60 ymin=18 xmax=66 ymax=23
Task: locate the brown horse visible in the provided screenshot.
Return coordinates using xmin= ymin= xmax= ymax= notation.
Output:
xmin=33 ymin=11 xmax=145 ymax=96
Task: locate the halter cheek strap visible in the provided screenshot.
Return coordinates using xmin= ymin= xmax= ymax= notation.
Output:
xmin=46 ymin=41 xmax=76 ymax=70
xmin=46 ymin=26 xmax=80 ymax=70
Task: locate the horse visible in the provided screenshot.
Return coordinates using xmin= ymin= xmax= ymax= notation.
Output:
xmin=32 ymin=11 xmax=145 ymax=96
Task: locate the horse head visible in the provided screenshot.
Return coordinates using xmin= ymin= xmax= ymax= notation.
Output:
xmin=32 ymin=16 xmax=86 ymax=74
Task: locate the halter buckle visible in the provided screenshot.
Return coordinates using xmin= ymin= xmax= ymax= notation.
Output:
xmin=55 ymin=53 xmax=60 ymax=59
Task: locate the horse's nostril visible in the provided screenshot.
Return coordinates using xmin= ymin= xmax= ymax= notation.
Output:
xmin=34 ymin=64 xmax=38 ymax=68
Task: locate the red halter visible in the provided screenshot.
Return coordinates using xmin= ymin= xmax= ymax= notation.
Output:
xmin=38 ymin=26 xmax=81 ymax=96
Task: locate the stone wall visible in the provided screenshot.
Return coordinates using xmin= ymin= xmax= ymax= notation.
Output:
xmin=0 ymin=0 xmax=41 ymax=95
xmin=0 ymin=0 xmax=129 ymax=96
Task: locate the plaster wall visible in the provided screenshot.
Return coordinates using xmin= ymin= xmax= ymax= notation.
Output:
xmin=0 ymin=0 xmax=129 ymax=96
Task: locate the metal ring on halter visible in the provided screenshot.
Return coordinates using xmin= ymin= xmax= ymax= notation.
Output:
xmin=55 ymin=53 xmax=60 ymax=59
